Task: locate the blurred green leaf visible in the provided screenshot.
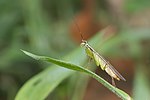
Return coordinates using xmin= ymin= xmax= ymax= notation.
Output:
xmin=133 ymin=64 xmax=150 ymax=100
xmin=125 ymin=0 xmax=150 ymax=13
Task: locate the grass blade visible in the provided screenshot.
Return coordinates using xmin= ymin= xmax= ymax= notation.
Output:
xmin=18 ymin=50 xmax=132 ymax=100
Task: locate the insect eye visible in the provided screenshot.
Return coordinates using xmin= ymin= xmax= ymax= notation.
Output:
xmin=84 ymin=41 xmax=87 ymax=44
xmin=80 ymin=42 xmax=85 ymax=47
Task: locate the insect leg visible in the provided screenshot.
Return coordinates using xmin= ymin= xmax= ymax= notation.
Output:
xmin=81 ymin=56 xmax=93 ymax=68
xmin=88 ymin=57 xmax=92 ymax=63
xmin=84 ymin=57 xmax=92 ymax=68
xmin=111 ymin=77 xmax=116 ymax=87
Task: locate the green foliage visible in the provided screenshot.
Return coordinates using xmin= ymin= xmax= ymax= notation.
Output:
xmin=0 ymin=0 xmax=150 ymax=100
xmin=15 ymin=28 xmax=150 ymax=100
xmin=14 ymin=31 xmax=106 ymax=100
xmin=125 ymin=0 xmax=150 ymax=13
xmin=133 ymin=64 xmax=150 ymax=100
xmin=16 ymin=50 xmax=132 ymax=100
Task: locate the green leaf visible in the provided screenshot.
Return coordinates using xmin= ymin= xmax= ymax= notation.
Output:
xmin=133 ymin=64 xmax=150 ymax=100
xmin=17 ymin=50 xmax=132 ymax=100
xmin=15 ymin=28 xmax=150 ymax=100
xmin=15 ymin=48 xmax=85 ymax=100
xmin=15 ymin=30 xmax=107 ymax=100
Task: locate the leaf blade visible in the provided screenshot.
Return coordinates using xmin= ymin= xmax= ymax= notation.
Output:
xmin=16 ymin=50 xmax=132 ymax=100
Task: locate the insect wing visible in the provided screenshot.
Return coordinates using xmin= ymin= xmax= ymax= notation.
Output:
xmin=93 ymin=51 xmax=126 ymax=81
xmin=107 ymin=63 xmax=126 ymax=81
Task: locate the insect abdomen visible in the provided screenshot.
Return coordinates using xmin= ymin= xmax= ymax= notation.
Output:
xmin=105 ymin=67 xmax=120 ymax=81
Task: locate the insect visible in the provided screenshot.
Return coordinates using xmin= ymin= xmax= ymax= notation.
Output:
xmin=74 ymin=21 xmax=126 ymax=86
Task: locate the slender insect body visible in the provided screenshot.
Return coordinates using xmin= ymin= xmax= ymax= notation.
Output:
xmin=74 ymin=20 xmax=126 ymax=85
xmin=81 ymin=40 xmax=126 ymax=82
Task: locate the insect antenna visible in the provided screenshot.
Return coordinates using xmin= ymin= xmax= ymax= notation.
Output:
xmin=73 ymin=19 xmax=84 ymax=41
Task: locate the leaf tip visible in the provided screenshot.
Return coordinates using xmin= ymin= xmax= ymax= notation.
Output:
xmin=20 ymin=49 xmax=40 ymax=60
xmin=20 ymin=49 xmax=29 ymax=56
xmin=20 ymin=49 xmax=25 ymax=53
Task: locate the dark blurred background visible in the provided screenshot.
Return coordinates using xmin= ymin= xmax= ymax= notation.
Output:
xmin=0 ymin=0 xmax=150 ymax=100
